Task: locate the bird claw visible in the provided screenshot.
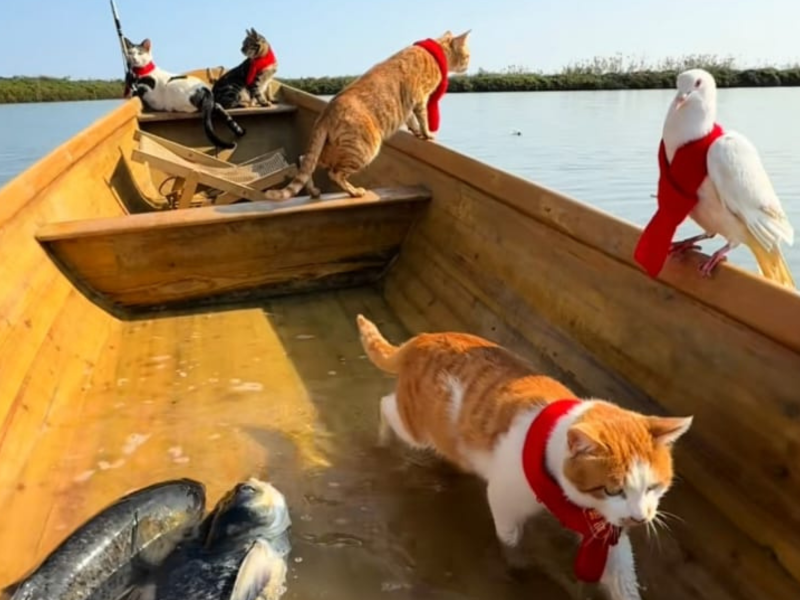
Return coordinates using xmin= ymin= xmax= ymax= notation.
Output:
xmin=669 ymin=242 xmax=701 ymax=257
xmin=698 ymin=255 xmax=727 ymax=278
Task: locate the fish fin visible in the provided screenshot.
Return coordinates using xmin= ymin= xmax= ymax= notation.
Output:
xmin=230 ymin=539 xmax=288 ymax=600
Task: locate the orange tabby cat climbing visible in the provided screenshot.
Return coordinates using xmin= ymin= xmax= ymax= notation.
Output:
xmin=264 ymin=30 xmax=471 ymax=201
xmin=356 ymin=314 xmax=693 ymax=600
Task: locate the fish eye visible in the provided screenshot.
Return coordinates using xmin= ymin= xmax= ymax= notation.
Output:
xmin=238 ymin=483 xmax=257 ymax=495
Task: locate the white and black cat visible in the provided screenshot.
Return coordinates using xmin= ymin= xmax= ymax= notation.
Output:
xmin=123 ymin=37 xmax=245 ymax=149
xmin=212 ymin=28 xmax=278 ymax=109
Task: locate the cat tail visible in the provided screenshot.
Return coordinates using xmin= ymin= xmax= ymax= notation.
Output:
xmin=356 ymin=314 xmax=405 ymax=374
xmin=263 ymin=121 xmax=328 ymax=201
xmin=197 ymin=88 xmax=244 ymax=150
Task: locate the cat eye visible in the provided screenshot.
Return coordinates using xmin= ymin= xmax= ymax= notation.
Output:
xmin=604 ymin=487 xmax=626 ymax=498
xmin=646 ymin=484 xmax=661 ymax=493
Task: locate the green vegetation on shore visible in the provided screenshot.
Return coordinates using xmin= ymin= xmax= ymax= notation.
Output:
xmin=3 ymin=55 xmax=800 ymax=104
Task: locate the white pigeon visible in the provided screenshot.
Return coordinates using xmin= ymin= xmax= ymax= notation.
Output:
xmin=662 ymin=68 xmax=795 ymax=288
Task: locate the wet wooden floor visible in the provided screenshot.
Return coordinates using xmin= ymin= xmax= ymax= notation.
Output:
xmin=0 ymin=286 xmax=763 ymax=600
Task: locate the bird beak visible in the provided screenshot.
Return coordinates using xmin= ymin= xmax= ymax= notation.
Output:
xmin=674 ymin=92 xmax=690 ymax=110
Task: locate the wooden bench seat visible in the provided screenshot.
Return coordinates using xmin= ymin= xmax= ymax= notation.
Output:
xmin=35 ymin=186 xmax=431 ymax=316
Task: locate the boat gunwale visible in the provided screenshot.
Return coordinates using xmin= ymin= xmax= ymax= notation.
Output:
xmin=279 ymin=84 xmax=800 ymax=353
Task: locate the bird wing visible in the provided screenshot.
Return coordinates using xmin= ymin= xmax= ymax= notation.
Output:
xmin=707 ymin=131 xmax=795 ymax=250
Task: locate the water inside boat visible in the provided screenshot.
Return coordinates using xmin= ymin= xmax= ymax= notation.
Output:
xmin=0 ymin=285 xmax=712 ymax=600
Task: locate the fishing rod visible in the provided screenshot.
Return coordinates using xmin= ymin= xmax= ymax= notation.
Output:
xmin=109 ymin=0 xmax=136 ymax=97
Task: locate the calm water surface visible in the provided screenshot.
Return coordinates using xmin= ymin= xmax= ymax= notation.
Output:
xmin=1 ymin=89 xmax=799 ymax=274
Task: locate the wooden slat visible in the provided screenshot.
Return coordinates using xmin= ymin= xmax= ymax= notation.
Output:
xmin=130 ymin=146 xmax=266 ymax=203
xmin=35 ymin=187 xmax=431 ymax=311
xmin=213 ymin=164 xmax=298 ymax=205
xmin=137 ymin=103 xmax=297 ymax=122
xmin=133 ymin=130 xmax=236 ymax=169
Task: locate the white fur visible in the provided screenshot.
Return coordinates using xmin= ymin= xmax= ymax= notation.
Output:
xmin=663 ymin=68 xmax=794 ymax=256
xmin=379 ymin=385 xmax=657 ymax=600
xmin=126 ymin=41 xmax=209 ymax=113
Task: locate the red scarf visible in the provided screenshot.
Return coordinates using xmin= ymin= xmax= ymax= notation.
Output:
xmin=522 ymin=399 xmax=621 ymax=583
xmin=633 ymin=124 xmax=724 ymax=277
xmin=123 ymin=62 xmax=155 ymax=98
xmin=413 ymin=39 xmax=449 ymax=132
xmin=246 ymin=48 xmax=277 ymax=86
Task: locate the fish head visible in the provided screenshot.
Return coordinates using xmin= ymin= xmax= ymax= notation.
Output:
xmin=204 ymin=478 xmax=291 ymax=547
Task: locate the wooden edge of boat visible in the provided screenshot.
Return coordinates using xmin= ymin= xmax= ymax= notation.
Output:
xmin=1 ymin=74 xmax=799 ymax=597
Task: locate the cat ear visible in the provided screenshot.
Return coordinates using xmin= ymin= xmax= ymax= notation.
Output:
xmin=440 ymin=30 xmax=453 ymax=41
xmin=455 ymin=29 xmax=471 ymax=41
xmin=647 ymin=416 xmax=693 ymax=446
xmin=567 ymin=423 xmax=604 ymax=457
xmin=141 ymin=38 xmax=151 ymax=51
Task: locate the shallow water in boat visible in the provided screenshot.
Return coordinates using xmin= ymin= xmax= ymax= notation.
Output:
xmin=1 ymin=286 xmax=600 ymax=599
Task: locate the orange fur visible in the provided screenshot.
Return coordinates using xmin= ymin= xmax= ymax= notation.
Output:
xmin=356 ymin=314 xmax=690 ymax=495
xmin=264 ymin=30 xmax=471 ymax=201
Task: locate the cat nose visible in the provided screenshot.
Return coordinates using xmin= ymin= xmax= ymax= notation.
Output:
xmin=621 ymin=517 xmax=646 ymax=527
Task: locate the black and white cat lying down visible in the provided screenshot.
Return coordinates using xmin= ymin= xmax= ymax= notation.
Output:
xmin=124 ymin=37 xmax=245 ymax=149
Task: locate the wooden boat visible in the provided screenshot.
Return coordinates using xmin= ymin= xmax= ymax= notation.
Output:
xmin=1 ymin=73 xmax=799 ymax=600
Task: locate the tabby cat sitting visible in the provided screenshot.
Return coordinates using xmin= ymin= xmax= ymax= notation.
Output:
xmin=264 ymin=30 xmax=471 ymax=201
xmin=123 ymin=37 xmax=245 ymax=149
xmin=213 ymin=28 xmax=278 ymax=109
xmin=356 ymin=314 xmax=693 ymax=600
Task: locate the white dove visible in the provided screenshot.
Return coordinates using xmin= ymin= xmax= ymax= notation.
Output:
xmin=662 ymin=68 xmax=795 ymax=288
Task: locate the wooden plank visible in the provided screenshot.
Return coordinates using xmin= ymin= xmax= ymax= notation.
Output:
xmin=130 ymin=147 xmax=267 ymax=203
xmin=213 ymin=164 xmax=298 ymax=205
xmin=35 ymin=187 xmax=430 ymax=310
xmin=133 ymin=130 xmax=236 ymax=169
xmin=36 ymin=186 xmax=431 ymax=239
xmin=137 ymin=103 xmax=297 ymax=122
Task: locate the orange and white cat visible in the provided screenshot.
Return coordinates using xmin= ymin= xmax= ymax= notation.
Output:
xmin=356 ymin=315 xmax=693 ymax=600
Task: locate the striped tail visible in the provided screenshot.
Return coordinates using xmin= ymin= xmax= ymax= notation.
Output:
xmin=356 ymin=314 xmax=403 ymax=374
xmin=746 ymin=235 xmax=795 ymax=289
xmin=264 ymin=121 xmax=327 ymax=201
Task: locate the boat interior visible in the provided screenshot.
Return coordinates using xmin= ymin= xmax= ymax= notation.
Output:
xmin=0 ymin=79 xmax=799 ymax=600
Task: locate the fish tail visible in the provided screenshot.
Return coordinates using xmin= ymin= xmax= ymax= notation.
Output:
xmin=356 ymin=314 xmax=404 ymax=374
xmin=747 ymin=236 xmax=796 ymax=289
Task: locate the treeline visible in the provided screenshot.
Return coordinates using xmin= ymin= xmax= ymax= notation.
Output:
xmin=2 ymin=54 xmax=800 ymax=103
xmin=0 ymin=76 xmax=125 ymax=104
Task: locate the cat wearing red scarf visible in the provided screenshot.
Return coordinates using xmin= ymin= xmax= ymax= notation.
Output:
xmin=213 ymin=28 xmax=278 ymax=109
xmin=356 ymin=315 xmax=693 ymax=600
xmin=264 ymin=30 xmax=470 ymax=201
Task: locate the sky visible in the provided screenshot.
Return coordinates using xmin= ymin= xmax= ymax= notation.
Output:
xmin=1 ymin=0 xmax=799 ymax=80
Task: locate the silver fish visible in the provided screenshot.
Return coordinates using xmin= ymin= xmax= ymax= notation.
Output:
xmin=131 ymin=477 xmax=292 ymax=600
xmin=6 ymin=478 xmax=206 ymax=600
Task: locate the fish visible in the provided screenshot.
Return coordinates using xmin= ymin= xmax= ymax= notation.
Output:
xmin=129 ymin=477 xmax=292 ymax=600
xmin=5 ymin=478 xmax=206 ymax=600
